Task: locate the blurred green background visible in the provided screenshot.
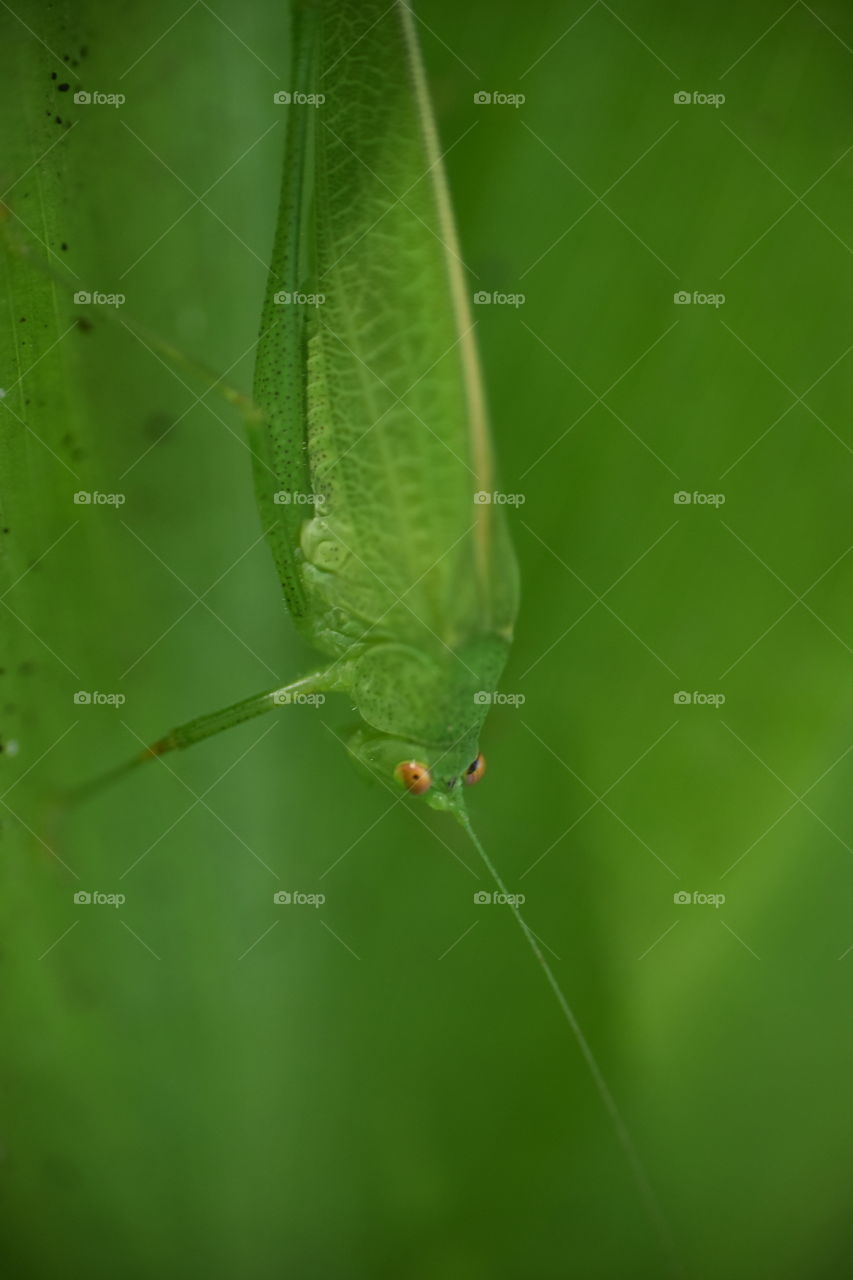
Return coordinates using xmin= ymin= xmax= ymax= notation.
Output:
xmin=3 ymin=1 xmax=853 ymax=1276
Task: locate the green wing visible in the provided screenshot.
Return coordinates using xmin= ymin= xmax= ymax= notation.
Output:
xmin=253 ymin=0 xmax=519 ymax=649
xmin=250 ymin=5 xmax=320 ymax=623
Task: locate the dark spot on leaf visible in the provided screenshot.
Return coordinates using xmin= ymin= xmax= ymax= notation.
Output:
xmin=58 ymin=83 xmax=70 ymax=92
xmin=144 ymin=410 xmax=176 ymax=443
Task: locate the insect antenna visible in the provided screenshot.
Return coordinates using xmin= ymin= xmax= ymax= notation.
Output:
xmin=455 ymin=810 xmax=681 ymax=1278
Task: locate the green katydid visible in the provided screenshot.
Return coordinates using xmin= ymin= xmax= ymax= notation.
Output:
xmin=37 ymin=0 xmax=675 ymax=1264
xmin=101 ymin=0 xmax=520 ymax=818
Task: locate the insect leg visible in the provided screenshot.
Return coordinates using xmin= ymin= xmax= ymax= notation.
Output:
xmin=141 ymin=671 xmax=333 ymax=759
xmin=66 ymin=670 xmax=346 ymax=807
xmin=0 ymin=217 xmax=264 ymax=426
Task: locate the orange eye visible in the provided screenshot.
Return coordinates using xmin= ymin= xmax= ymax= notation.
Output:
xmin=463 ymin=753 xmax=486 ymax=786
xmin=394 ymin=760 xmax=432 ymax=795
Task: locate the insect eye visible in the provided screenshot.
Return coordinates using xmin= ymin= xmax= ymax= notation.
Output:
xmin=463 ymin=753 xmax=486 ymax=786
xmin=394 ymin=760 xmax=432 ymax=795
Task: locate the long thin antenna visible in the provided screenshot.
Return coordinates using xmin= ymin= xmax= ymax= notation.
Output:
xmin=457 ymin=811 xmax=681 ymax=1277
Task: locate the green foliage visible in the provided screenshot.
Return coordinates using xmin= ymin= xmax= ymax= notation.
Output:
xmin=3 ymin=2 xmax=853 ymax=1277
